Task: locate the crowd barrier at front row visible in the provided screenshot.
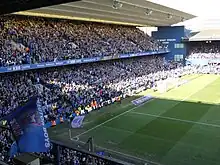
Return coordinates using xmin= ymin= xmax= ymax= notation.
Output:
xmin=0 ymin=127 xmax=131 ymax=165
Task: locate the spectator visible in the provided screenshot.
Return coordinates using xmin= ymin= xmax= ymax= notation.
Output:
xmin=1 ymin=55 xmax=219 ymax=164
xmin=0 ymin=15 xmax=163 ymax=67
xmin=188 ymin=42 xmax=220 ymax=60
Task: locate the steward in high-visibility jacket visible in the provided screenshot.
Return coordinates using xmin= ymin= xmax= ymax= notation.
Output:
xmin=91 ymin=101 xmax=95 ymax=110
xmin=75 ymin=110 xmax=80 ymax=116
xmin=118 ymin=96 xmax=121 ymax=104
xmin=94 ymin=100 xmax=98 ymax=109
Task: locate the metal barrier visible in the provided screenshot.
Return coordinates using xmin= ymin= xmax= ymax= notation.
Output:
xmin=49 ymin=139 xmax=131 ymax=165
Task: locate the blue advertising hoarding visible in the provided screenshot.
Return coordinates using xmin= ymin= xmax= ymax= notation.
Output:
xmin=0 ymin=50 xmax=169 ymax=73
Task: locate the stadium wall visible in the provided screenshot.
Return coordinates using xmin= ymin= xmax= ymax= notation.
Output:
xmin=152 ymin=26 xmax=187 ymax=62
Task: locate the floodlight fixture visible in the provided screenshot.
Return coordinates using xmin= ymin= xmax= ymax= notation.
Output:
xmin=181 ymin=17 xmax=185 ymax=22
xmin=145 ymin=8 xmax=153 ymax=15
xmin=112 ymin=0 xmax=123 ymax=9
xmin=168 ymin=14 xmax=173 ymax=19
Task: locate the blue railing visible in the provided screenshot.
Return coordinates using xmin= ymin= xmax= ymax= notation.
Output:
xmin=0 ymin=50 xmax=169 ymax=73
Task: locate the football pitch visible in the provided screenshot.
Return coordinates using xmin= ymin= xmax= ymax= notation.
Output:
xmin=49 ymin=74 xmax=220 ymax=165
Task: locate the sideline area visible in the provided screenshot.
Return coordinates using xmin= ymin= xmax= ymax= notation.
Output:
xmin=49 ymin=74 xmax=220 ymax=165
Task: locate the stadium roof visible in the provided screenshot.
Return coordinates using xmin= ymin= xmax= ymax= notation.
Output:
xmin=14 ymin=0 xmax=195 ymax=27
xmin=189 ymin=29 xmax=220 ymax=41
xmin=0 ymin=0 xmax=80 ymax=15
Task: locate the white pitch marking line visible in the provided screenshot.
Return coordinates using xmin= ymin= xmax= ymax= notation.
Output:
xmin=70 ymin=138 xmax=164 ymax=165
xmin=154 ymin=75 xmax=219 ymax=116
xmin=130 ymin=111 xmax=220 ymax=128
xmin=73 ymin=75 xmax=214 ymax=139
xmin=67 ymin=75 xmax=217 ymax=164
xmin=73 ymin=102 xmax=147 ymax=138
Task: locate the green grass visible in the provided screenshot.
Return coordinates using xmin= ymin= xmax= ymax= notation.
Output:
xmin=49 ymin=74 xmax=220 ymax=165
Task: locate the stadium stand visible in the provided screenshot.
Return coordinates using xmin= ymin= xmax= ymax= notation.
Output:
xmin=0 ymin=15 xmax=163 ymax=67
xmin=1 ymin=60 xmax=220 ymax=164
xmin=187 ymin=30 xmax=220 ymax=64
xmin=0 ymin=14 xmax=215 ymax=165
xmin=2 ymin=45 xmax=220 ymax=164
xmin=0 ymin=2 xmax=196 ymax=163
xmin=188 ymin=41 xmax=220 ymax=60
xmin=0 ymin=55 xmax=176 ymax=120
xmin=0 ymin=14 xmax=174 ymax=164
xmin=0 ymin=52 xmax=182 ymax=164
xmin=0 ymin=0 xmax=198 ymax=163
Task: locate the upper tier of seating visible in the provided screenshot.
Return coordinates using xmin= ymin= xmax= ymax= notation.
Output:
xmin=188 ymin=42 xmax=220 ymax=59
xmin=0 ymin=15 xmax=163 ymax=67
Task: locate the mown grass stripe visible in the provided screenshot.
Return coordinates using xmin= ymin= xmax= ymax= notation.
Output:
xmin=130 ymin=112 xmax=220 ymax=128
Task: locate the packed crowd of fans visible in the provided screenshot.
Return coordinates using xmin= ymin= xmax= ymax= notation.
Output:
xmin=0 ymin=55 xmax=178 ymax=164
xmin=0 ymin=129 xmax=12 ymax=163
xmin=0 ymin=15 xmax=163 ymax=67
xmin=0 ymin=15 xmax=165 ymax=164
xmin=0 ymin=56 xmax=176 ymax=120
xmin=1 ymin=54 xmax=220 ymax=164
xmin=188 ymin=41 xmax=220 ymax=59
xmin=1 ymin=14 xmax=219 ymax=165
